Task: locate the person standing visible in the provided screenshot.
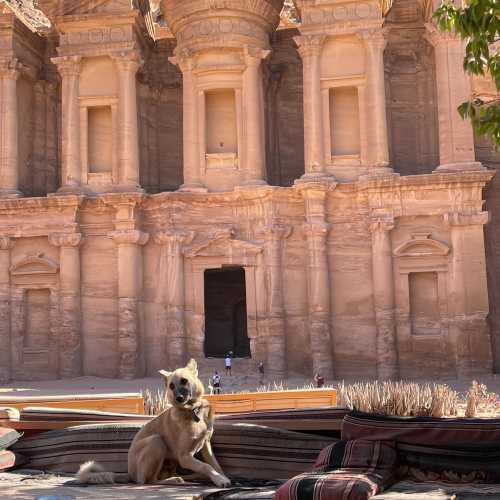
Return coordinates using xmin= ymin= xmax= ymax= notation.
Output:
xmin=225 ymin=354 xmax=232 ymax=376
xmin=212 ymin=371 xmax=221 ymax=394
xmin=314 ymin=373 xmax=325 ymax=388
xmin=258 ymin=361 xmax=265 ymax=385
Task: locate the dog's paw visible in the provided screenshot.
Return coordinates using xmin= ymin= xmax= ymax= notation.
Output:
xmin=212 ymin=473 xmax=231 ymax=488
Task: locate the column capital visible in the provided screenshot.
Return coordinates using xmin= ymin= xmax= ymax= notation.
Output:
xmin=153 ymin=229 xmax=195 ymax=246
xmin=48 ymin=232 xmax=83 ymax=248
xmin=303 ymin=221 xmax=330 ymax=238
xmin=370 ymin=216 xmax=395 ymax=233
xmin=357 ymin=28 xmax=388 ymax=51
xmin=261 ymin=222 xmax=293 ymax=241
xmin=109 ymin=229 xmax=149 ymax=246
xmin=243 ymin=46 xmax=271 ymax=66
xmin=444 ymin=211 xmax=489 ymax=227
xmin=0 ymin=236 xmax=14 ymax=251
xmin=424 ymin=22 xmax=461 ymax=47
xmin=51 ymin=56 xmax=82 ymax=77
xmin=169 ymin=48 xmax=196 ymax=73
xmin=0 ymin=58 xmax=21 ymax=80
xmin=110 ymin=51 xmax=143 ymax=72
xmin=294 ymin=35 xmax=327 ymax=58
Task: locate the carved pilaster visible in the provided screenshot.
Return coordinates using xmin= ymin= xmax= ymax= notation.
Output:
xmin=109 ymin=229 xmax=149 ymax=379
xmin=262 ymin=222 xmax=292 ymax=378
xmin=49 ymin=232 xmax=83 ymax=378
xmin=154 ymin=229 xmax=194 ymax=367
xmin=0 ymin=236 xmax=13 ymax=382
xmin=370 ymin=216 xmax=398 ymax=379
xmin=424 ymin=23 xmax=481 ymax=171
xmin=52 ymin=56 xmax=83 ymax=192
xmin=0 ymin=59 xmax=22 ymax=197
xmin=294 ymin=35 xmax=328 ymax=178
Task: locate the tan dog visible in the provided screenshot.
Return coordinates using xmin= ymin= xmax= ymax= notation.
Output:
xmin=77 ymin=359 xmax=231 ymax=487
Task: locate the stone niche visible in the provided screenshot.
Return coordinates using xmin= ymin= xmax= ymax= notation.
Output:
xmin=163 ymin=0 xmax=285 ymax=192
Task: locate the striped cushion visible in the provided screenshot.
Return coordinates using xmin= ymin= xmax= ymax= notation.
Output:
xmin=0 ymin=407 xmax=20 ymax=421
xmin=0 ymin=428 xmax=21 ymax=451
xmin=20 ymin=406 xmax=151 ymax=423
xmin=12 ymin=421 xmax=334 ymax=480
xmin=397 ymin=442 xmax=500 ymax=483
xmin=275 ymin=440 xmax=397 ymax=500
xmin=342 ymin=411 xmax=500 ymax=446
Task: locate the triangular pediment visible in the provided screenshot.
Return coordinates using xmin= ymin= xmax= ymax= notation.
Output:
xmin=184 ymin=233 xmax=262 ymax=258
xmin=11 ymin=254 xmax=59 ymax=276
xmin=394 ymin=233 xmax=450 ymax=258
xmin=61 ymin=0 xmax=132 ymax=16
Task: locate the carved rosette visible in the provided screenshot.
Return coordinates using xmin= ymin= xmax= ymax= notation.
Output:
xmin=109 ymin=230 xmax=149 ymax=246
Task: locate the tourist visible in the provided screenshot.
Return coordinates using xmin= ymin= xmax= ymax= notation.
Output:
xmin=212 ymin=371 xmax=221 ymax=394
xmin=314 ymin=373 xmax=325 ymax=388
xmin=225 ymin=353 xmax=232 ymax=376
xmin=258 ymin=361 xmax=265 ymax=385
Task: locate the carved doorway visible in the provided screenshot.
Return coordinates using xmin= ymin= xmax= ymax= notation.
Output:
xmin=204 ymin=267 xmax=250 ymax=358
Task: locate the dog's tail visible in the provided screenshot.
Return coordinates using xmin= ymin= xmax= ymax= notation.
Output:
xmin=77 ymin=461 xmax=117 ymax=484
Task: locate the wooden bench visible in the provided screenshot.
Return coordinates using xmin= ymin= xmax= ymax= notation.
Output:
xmin=0 ymin=394 xmax=145 ymax=415
xmin=206 ymin=388 xmax=337 ymax=414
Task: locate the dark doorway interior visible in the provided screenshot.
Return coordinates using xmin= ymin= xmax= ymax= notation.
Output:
xmin=204 ymin=267 xmax=250 ymax=358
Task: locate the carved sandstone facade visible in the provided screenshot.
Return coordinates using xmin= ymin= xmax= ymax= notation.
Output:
xmin=0 ymin=0 xmax=497 ymax=381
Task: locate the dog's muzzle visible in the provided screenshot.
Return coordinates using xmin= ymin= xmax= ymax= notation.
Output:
xmin=174 ymin=387 xmax=191 ymax=404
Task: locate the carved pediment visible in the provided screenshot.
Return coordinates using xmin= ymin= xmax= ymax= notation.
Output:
xmin=184 ymin=232 xmax=262 ymax=258
xmin=394 ymin=233 xmax=450 ymax=258
xmin=61 ymin=0 xmax=132 ymax=15
xmin=10 ymin=253 xmax=59 ymax=276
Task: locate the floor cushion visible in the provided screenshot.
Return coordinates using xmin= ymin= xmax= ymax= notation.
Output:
xmin=12 ymin=421 xmax=335 ymax=480
xmin=0 ymin=407 xmax=20 ymax=421
xmin=342 ymin=411 xmax=500 ymax=447
xmin=275 ymin=440 xmax=397 ymax=500
xmin=0 ymin=427 xmax=22 ymax=451
xmin=0 ymin=449 xmax=26 ymax=471
xmin=19 ymin=406 xmax=151 ymax=423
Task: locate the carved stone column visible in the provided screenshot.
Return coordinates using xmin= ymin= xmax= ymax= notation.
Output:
xmin=109 ymin=229 xmax=149 ymax=379
xmin=112 ymin=53 xmax=142 ymax=189
xmin=294 ymin=35 xmax=327 ymax=178
xmin=52 ymin=56 xmax=82 ymax=193
xmin=358 ymin=30 xmax=390 ymax=171
xmin=263 ymin=223 xmax=291 ymax=378
xmin=241 ymin=47 xmax=269 ymax=187
xmin=153 ymin=229 xmax=194 ymax=369
xmin=0 ymin=236 xmax=13 ymax=382
xmin=370 ymin=217 xmax=399 ymax=380
xmin=49 ymin=232 xmax=83 ymax=378
xmin=444 ymin=212 xmax=492 ymax=376
xmin=425 ymin=25 xmax=482 ymax=171
xmin=0 ymin=59 xmax=22 ymax=197
xmin=170 ymin=52 xmax=206 ymax=192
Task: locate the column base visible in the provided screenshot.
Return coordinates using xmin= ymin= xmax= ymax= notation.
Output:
xmin=178 ymin=182 xmax=208 ymax=193
xmin=433 ymin=161 xmax=485 ymax=173
xmin=0 ymin=188 xmax=23 ymax=198
xmin=51 ymin=184 xmax=92 ymax=196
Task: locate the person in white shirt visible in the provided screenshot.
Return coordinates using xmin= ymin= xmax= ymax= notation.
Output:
xmin=212 ymin=371 xmax=221 ymax=394
xmin=225 ymin=355 xmax=232 ymax=376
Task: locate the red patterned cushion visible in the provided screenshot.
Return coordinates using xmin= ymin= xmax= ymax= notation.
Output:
xmin=276 ymin=440 xmax=397 ymax=500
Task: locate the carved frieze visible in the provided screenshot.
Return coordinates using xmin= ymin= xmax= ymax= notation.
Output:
xmin=48 ymin=232 xmax=83 ymax=248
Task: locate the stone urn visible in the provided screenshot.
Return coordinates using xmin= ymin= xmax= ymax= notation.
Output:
xmin=161 ymin=0 xmax=285 ymax=51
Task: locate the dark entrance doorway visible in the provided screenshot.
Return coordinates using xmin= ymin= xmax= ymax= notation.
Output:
xmin=204 ymin=267 xmax=250 ymax=358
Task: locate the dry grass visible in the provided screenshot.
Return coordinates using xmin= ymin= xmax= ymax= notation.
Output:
xmin=142 ymin=380 xmax=500 ymax=417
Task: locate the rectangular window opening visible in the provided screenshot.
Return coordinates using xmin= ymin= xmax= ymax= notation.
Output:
xmin=409 ymin=272 xmax=441 ymax=336
xmin=330 ymin=87 xmax=361 ymax=157
xmin=88 ymin=105 xmax=112 ymax=173
xmin=205 ymin=90 xmax=238 ymax=155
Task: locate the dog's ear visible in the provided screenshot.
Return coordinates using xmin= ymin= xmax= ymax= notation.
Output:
xmin=186 ymin=358 xmax=198 ymax=377
xmin=158 ymin=369 xmax=172 ymax=380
